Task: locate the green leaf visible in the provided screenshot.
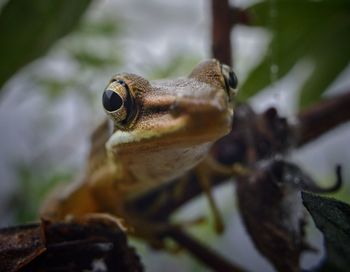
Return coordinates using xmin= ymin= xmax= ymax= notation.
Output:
xmin=239 ymin=0 xmax=350 ymax=107
xmin=302 ymin=192 xmax=350 ymax=272
xmin=0 ymin=0 xmax=92 ymax=91
xmin=299 ymin=18 xmax=350 ymax=109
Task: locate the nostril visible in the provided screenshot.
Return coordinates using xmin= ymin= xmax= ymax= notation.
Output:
xmin=169 ymin=100 xmax=182 ymax=117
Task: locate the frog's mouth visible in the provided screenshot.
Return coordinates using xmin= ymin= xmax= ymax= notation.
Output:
xmin=107 ymin=94 xmax=233 ymax=154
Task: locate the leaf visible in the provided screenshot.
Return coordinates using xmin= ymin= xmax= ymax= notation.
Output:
xmin=299 ymin=19 xmax=350 ymax=109
xmin=239 ymin=0 xmax=350 ymax=108
xmin=302 ymin=192 xmax=350 ymax=272
xmin=0 ymin=0 xmax=92 ymax=91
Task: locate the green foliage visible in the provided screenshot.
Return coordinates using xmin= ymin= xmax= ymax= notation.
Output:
xmin=0 ymin=0 xmax=92 ymax=90
xmin=32 ymin=13 xmax=123 ymax=101
xmin=302 ymin=192 xmax=350 ymax=272
xmin=240 ymin=0 xmax=350 ymax=109
xmin=70 ymin=49 xmax=116 ymax=68
xmin=10 ymin=166 xmax=73 ymax=224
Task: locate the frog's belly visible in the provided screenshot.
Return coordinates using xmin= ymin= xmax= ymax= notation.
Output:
xmin=123 ymin=143 xmax=211 ymax=191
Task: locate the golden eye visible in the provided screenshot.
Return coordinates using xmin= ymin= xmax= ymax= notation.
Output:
xmin=102 ymin=79 xmax=137 ymax=126
xmin=102 ymin=89 xmax=123 ymax=112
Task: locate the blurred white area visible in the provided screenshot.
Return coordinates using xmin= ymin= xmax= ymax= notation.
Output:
xmin=95 ymin=0 xmax=210 ymax=74
xmin=0 ymin=0 xmax=349 ymax=271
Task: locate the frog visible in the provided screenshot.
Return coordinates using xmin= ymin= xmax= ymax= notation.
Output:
xmin=41 ymin=59 xmax=238 ymax=240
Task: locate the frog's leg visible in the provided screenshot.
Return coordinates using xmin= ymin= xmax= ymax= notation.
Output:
xmin=195 ymin=164 xmax=224 ymax=233
xmin=40 ymin=162 xmax=123 ymax=221
xmin=195 ymin=156 xmax=250 ymax=233
xmin=40 ymin=177 xmax=101 ymax=221
xmin=125 ymin=158 xmax=246 ymax=234
xmin=129 ymin=173 xmax=206 ymax=226
xmin=138 ymin=157 xmax=229 ymax=233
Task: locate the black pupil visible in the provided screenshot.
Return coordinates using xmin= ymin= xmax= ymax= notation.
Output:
xmin=228 ymin=71 xmax=238 ymax=89
xmin=102 ymin=89 xmax=123 ymax=112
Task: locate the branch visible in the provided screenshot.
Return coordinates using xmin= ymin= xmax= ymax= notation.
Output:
xmin=230 ymin=7 xmax=251 ymax=26
xmin=0 ymin=218 xmax=143 ymax=272
xmin=297 ymin=91 xmax=350 ymax=146
xmin=211 ymin=0 xmax=232 ymax=65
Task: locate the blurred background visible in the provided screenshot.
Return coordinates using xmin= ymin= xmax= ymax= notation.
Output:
xmin=0 ymin=0 xmax=349 ymax=271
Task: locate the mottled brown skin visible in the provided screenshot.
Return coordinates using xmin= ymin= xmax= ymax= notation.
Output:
xmin=40 ymin=60 xmax=237 ymax=235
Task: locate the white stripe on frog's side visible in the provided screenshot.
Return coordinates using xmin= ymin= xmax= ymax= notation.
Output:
xmin=105 ymin=119 xmax=184 ymax=147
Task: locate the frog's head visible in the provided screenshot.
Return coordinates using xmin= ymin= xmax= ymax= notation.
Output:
xmin=102 ymin=59 xmax=238 ymax=155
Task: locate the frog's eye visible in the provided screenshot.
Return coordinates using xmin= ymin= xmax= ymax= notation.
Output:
xmin=102 ymin=79 xmax=137 ymax=126
xmin=221 ymin=64 xmax=238 ymax=99
xmin=103 ymin=89 xmax=123 ymax=112
xmin=227 ymin=70 xmax=238 ymax=89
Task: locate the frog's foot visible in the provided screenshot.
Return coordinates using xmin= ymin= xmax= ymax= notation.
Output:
xmin=203 ymin=155 xmax=249 ymax=177
xmin=124 ymin=215 xmax=181 ymax=252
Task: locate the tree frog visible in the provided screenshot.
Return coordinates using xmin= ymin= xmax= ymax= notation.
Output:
xmin=41 ymin=59 xmax=238 ymax=234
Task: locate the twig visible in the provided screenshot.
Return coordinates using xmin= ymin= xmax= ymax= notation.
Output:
xmin=211 ymin=0 xmax=232 ymax=65
xmin=296 ymin=91 xmax=350 ymax=146
xmin=230 ymin=7 xmax=251 ymax=26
